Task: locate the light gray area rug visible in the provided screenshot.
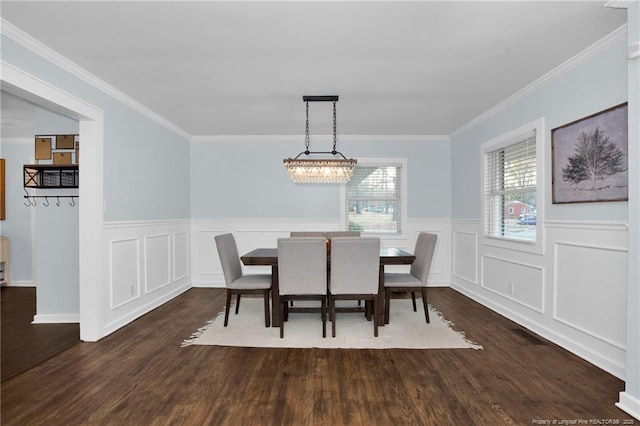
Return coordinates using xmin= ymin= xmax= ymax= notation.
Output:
xmin=182 ymin=298 xmax=482 ymax=350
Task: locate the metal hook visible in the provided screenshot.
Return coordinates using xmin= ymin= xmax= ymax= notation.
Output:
xmin=56 ymin=196 xmax=61 ymax=207
xmin=69 ymin=197 xmax=76 ymax=207
xmin=43 ymin=196 xmax=50 ymax=207
xmin=30 ymin=197 xmax=37 ymax=207
xmin=24 ymin=189 xmax=32 ymax=207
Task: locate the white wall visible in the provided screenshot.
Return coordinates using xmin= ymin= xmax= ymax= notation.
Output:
xmin=450 ymin=33 xmax=629 ymax=379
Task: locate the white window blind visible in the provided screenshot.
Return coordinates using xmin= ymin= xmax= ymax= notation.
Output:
xmin=346 ymin=165 xmax=401 ymax=233
xmin=484 ymin=129 xmax=537 ymax=241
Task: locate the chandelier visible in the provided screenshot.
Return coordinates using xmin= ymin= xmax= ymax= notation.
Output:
xmin=284 ymin=95 xmax=357 ymax=184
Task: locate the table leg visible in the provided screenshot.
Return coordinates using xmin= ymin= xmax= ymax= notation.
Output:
xmin=377 ymin=264 xmax=385 ymax=327
xmin=271 ymin=265 xmax=280 ymax=327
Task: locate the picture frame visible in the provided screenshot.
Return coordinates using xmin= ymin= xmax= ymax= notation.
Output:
xmin=551 ymin=103 xmax=628 ymax=204
xmin=35 ymin=137 xmax=52 ymax=160
xmin=56 ymin=134 xmax=75 ymax=149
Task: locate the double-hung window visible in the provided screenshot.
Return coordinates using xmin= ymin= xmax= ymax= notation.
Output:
xmin=483 ymin=119 xmax=543 ymax=245
xmin=343 ymin=159 xmax=405 ymax=234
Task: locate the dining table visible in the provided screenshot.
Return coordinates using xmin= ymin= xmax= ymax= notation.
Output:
xmin=240 ymin=247 xmax=416 ymax=327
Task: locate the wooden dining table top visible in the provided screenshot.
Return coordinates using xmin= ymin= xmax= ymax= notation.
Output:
xmin=241 ymin=247 xmax=416 ymax=266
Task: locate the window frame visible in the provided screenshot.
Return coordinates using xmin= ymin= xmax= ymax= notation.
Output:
xmin=340 ymin=158 xmax=408 ymax=235
xmin=481 ymin=118 xmax=545 ymax=254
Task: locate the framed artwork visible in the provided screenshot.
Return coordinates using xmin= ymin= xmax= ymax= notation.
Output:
xmin=56 ymin=134 xmax=75 ymax=149
xmin=35 ymin=137 xmax=52 ymax=160
xmin=552 ymin=103 xmax=628 ymax=204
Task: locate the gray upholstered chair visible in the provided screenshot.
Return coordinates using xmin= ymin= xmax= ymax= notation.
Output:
xmin=290 ymin=231 xmax=327 ymax=237
xmin=215 ymin=233 xmax=272 ymax=327
xmin=328 ymin=237 xmax=380 ymax=337
xmin=326 ymin=230 xmax=364 ymax=307
xmin=384 ymin=232 xmax=437 ymax=324
xmin=277 ymin=237 xmax=328 ymax=338
xmin=326 ymin=231 xmax=360 ymax=238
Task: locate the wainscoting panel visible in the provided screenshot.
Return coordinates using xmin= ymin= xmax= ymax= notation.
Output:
xmin=174 ymin=231 xmax=189 ymax=281
xmin=554 ymin=241 xmax=627 ymax=350
xmin=103 ymin=220 xmax=191 ymax=336
xmin=453 ymin=228 xmax=478 ymax=285
xmin=191 ymin=218 xmax=451 ymax=287
xmin=451 ymin=219 xmax=628 ymax=379
xmin=144 ymin=234 xmax=171 ymax=293
xmin=110 ymin=238 xmax=140 ymax=309
xmin=481 ymin=254 xmax=543 ymax=313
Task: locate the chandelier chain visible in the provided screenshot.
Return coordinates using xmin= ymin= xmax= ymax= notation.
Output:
xmin=332 ymin=101 xmax=337 ymax=154
xmin=304 ymin=101 xmax=310 ymax=154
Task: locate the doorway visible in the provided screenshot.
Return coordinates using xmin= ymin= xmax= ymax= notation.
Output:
xmin=2 ymin=62 xmax=104 ymax=342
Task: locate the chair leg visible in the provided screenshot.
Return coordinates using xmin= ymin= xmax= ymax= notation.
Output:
xmin=224 ymin=290 xmax=233 ymax=327
xmin=263 ymin=290 xmax=270 ymax=328
xmin=330 ymin=295 xmax=337 ymax=338
xmin=373 ymin=296 xmax=378 ymax=337
xmin=411 ymin=292 xmax=417 ymax=312
xmin=321 ymin=297 xmax=327 ymax=338
xmin=280 ymin=298 xmax=285 ymax=338
xmin=422 ymin=287 xmax=430 ymax=323
xmin=384 ymin=288 xmax=391 ymax=324
xmin=235 ymin=293 xmax=241 ymax=314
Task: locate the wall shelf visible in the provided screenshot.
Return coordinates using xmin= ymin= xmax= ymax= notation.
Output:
xmin=24 ymin=164 xmax=79 ymax=189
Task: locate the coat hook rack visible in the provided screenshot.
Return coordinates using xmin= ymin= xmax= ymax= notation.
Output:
xmin=23 ymin=195 xmax=78 ymax=207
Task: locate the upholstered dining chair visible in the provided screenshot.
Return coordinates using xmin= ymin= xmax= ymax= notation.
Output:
xmin=290 ymin=231 xmax=327 ymax=237
xmin=384 ymin=232 xmax=437 ymax=324
xmin=215 ymin=233 xmax=272 ymax=327
xmin=326 ymin=231 xmax=361 ymax=238
xmin=277 ymin=237 xmax=328 ymax=338
xmin=328 ymin=237 xmax=380 ymax=338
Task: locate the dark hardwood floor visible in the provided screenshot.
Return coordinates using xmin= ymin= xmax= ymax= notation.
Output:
xmin=1 ymin=287 xmax=80 ymax=382
xmin=1 ymin=287 xmax=632 ymax=425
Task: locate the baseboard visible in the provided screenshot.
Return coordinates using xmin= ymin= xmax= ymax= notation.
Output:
xmin=2 ymin=281 xmax=35 ymax=287
xmin=616 ymin=392 xmax=640 ymax=420
xmin=32 ymin=313 xmax=79 ymax=324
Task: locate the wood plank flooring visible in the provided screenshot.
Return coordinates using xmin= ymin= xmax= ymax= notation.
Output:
xmin=1 ymin=287 xmax=632 ymax=425
xmin=1 ymin=287 xmax=80 ymax=382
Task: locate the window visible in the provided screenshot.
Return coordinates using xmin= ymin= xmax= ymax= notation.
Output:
xmin=483 ymin=123 xmax=541 ymax=243
xmin=343 ymin=160 xmax=405 ymax=234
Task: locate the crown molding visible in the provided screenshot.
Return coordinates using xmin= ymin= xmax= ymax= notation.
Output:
xmin=450 ymin=24 xmax=628 ymax=138
xmin=604 ymin=0 xmax=634 ymax=8
xmin=1 ymin=18 xmax=191 ymax=140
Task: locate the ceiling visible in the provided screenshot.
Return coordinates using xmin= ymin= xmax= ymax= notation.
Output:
xmin=0 ymin=1 xmax=627 ymax=137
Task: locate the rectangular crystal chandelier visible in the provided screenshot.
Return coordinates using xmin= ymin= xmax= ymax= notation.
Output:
xmin=283 ymin=96 xmax=357 ymax=184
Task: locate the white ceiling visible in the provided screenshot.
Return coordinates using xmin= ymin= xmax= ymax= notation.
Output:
xmin=0 ymin=1 xmax=627 ymax=137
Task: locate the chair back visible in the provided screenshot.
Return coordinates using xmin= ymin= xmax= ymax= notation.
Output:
xmin=410 ymin=232 xmax=437 ymax=285
xmin=278 ymin=237 xmax=327 ymax=296
xmin=215 ymin=233 xmax=243 ymax=287
xmin=326 ymin=231 xmax=360 ymax=238
xmin=330 ymin=237 xmax=380 ymax=295
xmin=290 ymin=231 xmax=326 ymax=237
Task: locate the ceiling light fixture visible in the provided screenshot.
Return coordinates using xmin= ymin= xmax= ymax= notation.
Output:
xmin=284 ymin=95 xmax=357 ymax=184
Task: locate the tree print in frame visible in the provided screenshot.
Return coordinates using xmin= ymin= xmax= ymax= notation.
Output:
xmin=552 ymin=103 xmax=628 ymax=204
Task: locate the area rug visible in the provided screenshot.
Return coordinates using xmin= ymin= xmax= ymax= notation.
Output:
xmin=182 ymin=298 xmax=482 ymax=350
